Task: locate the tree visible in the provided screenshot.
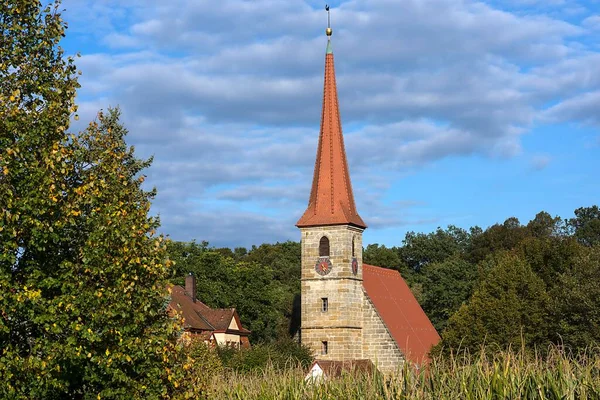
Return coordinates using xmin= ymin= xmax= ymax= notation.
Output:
xmin=401 ymin=225 xmax=471 ymax=272
xmin=420 ymin=257 xmax=478 ymax=332
xmin=566 ymin=206 xmax=600 ymax=247
xmin=467 ymin=217 xmax=529 ymax=263
xmin=167 ymin=241 xmax=292 ymax=343
xmin=517 ymin=235 xmax=582 ymax=287
xmin=526 ymin=211 xmax=562 ymax=238
xmin=550 ymin=246 xmax=600 ymax=349
xmin=363 ymin=243 xmax=404 ymax=269
xmin=244 ymin=241 xmax=301 ymax=286
xmin=1 ymin=2 xmax=193 ymax=396
xmin=440 ymin=252 xmax=549 ymax=352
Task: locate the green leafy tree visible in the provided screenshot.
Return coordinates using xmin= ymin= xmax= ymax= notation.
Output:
xmin=566 ymin=206 xmax=600 ymax=247
xmin=217 ymin=337 xmax=313 ymax=373
xmin=401 ymin=225 xmax=471 ymax=272
xmin=242 ymin=241 xmax=302 ymax=337
xmin=420 ymin=257 xmax=478 ymax=332
xmin=517 ymin=235 xmax=582 ymax=287
xmin=551 ymin=246 xmax=600 ymax=349
xmin=526 ymin=211 xmax=562 ymax=238
xmin=167 ymin=242 xmax=292 ymax=343
xmin=0 ymin=2 xmax=196 ymax=396
xmin=363 ymin=244 xmax=403 ymax=270
xmin=245 ymin=241 xmax=301 ymax=286
xmin=440 ymin=252 xmax=549 ymax=352
xmin=467 ymin=217 xmax=529 ymax=263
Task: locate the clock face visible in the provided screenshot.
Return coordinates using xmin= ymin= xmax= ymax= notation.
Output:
xmin=315 ymin=257 xmax=332 ymax=276
xmin=352 ymin=258 xmax=358 ymax=275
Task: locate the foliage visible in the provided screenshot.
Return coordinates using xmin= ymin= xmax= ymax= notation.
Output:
xmin=567 ymin=206 xmax=600 ymax=247
xmin=217 ymin=338 xmax=313 ymax=373
xmin=243 ymin=241 xmax=301 ymax=285
xmin=551 ymin=246 xmax=600 ymax=349
xmin=170 ymin=338 xmax=223 ymax=400
xmin=1 ymin=105 xmax=191 ymax=397
xmin=0 ymin=2 xmax=196 ymax=395
xmin=167 ymin=241 xmax=296 ymax=343
xmin=401 ymin=225 xmax=473 ymax=272
xmin=420 ymin=257 xmax=478 ymax=332
xmin=517 ymin=235 xmax=582 ymax=286
xmin=210 ymin=348 xmax=600 ymax=399
xmin=526 ymin=211 xmax=562 ymax=238
xmin=363 ymin=244 xmax=403 ymax=270
xmin=171 ymin=205 xmax=600 ymax=354
xmin=467 ymin=217 xmax=529 ymax=263
xmin=439 ymin=252 xmax=550 ymax=352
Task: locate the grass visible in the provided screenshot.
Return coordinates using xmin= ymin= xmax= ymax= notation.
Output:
xmin=207 ymin=347 xmax=600 ymax=399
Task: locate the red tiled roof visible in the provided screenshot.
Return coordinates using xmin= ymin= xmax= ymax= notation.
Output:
xmin=296 ymin=49 xmax=366 ymax=229
xmin=363 ymin=264 xmax=440 ymax=364
xmin=169 ymin=285 xmax=250 ymax=335
xmin=311 ymin=359 xmax=375 ymax=377
xmin=170 ymin=285 xmax=214 ymax=331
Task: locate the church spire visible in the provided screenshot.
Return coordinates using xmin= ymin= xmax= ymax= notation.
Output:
xmin=296 ymin=6 xmax=366 ymax=229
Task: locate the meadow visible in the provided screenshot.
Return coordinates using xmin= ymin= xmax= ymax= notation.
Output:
xmin=208 ymin=348 xmax=600 ymax=400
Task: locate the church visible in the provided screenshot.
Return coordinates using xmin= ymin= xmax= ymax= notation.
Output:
xmin=297 ymin=14 xmax=440 ymax=374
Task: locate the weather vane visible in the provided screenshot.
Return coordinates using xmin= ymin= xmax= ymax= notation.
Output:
xmin=325 ymin=4 xmax=332 ymax=37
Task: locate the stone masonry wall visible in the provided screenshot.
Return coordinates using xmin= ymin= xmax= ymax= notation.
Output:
xmin=300 ymin=225 xmax=364 ymax=360
xmin=300 ymin=224 xmax=405 ymax=371
xmin=299 ymin=225 xmax=363 ymax=281
xmin=362 ymin=292 xmax=404 ymax=374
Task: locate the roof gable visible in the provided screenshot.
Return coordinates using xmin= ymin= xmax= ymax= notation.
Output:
xmin=169 ymin=285 xmax=214 ymax=331
xmin=168 ymin=285 xmax=250 ymax=335
xmin=362 ymin=264 xmax=440 ymax=364
xmin=228 ymin=314 xmax=239 ymax=330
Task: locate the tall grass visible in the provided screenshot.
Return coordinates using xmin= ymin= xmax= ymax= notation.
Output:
xmin=208 ymin=347 xmax=600 ymax=399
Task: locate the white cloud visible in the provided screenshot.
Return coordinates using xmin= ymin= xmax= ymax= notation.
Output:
xmin=530 ymin=154 xmax=551 ymax=170
xmin=541 ymin=90 xmax=600 ymax=125
xmin=582 ymin=15 xmax=600 ymax=30
xmin=59 ymin=0 xmax=600 ymax=246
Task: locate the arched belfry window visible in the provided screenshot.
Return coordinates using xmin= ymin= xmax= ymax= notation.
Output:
xmin=319 ymin=236 xmax=330 ymax=257
xmin=352 ymin=236 xmax=356 ymax=257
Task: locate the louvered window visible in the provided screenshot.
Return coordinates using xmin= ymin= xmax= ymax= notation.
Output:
xmin=319 ymin=236 xmax=330 ymax=257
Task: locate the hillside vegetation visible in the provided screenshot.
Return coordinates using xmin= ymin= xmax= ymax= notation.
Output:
xmin=168 ymin=206 xmax=600 ymax=354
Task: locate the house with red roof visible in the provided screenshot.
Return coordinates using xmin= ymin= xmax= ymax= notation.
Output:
xmin=168 ymin=274 xmax=250 ymax=348
xmin=297 ymin=12 xmax=439 ymax=374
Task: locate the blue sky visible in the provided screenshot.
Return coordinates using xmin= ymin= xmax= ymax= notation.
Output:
xmin=60 ymin=0 xmax=600 ymax=248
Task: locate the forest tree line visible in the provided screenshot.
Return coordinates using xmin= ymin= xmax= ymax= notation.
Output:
xmin=167 ymin=205 xmax=600 ymax=353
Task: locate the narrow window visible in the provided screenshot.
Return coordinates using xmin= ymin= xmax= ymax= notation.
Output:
xmin=319 ymin=236 xmax=330 ymax=257
xmin=321 ymin=341 xmax=328 ymax=355
xmin=352 ymin=236 xmax=356 ymax=257
xmin=321 ymin=298 xmax=328 ymax=312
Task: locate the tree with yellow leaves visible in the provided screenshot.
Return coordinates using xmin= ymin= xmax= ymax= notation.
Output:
xmin=1 ymin=1 xmax=204 ymax=398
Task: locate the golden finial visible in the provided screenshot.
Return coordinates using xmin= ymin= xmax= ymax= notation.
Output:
xmin=325 ymin=4 xmax=332 ymax=36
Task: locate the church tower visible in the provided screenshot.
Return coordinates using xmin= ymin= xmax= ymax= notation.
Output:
xmin=296 ymin=9 xmax=367 ymax=361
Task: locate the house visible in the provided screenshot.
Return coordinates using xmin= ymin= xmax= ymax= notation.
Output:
xmin=296 ymin=10 xmax=440 ymax=374
xmin=168 ymin=274 xmax=250 ymax=348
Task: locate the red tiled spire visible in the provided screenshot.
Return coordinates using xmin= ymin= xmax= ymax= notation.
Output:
xmin=296 ymin=38 xmax=366 ymax=229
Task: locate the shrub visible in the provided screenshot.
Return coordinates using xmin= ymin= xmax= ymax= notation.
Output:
xmin=217 ymin=338 xmax=313 ymax=373
xmin=171 ymin=338 xmax=223 ymax=399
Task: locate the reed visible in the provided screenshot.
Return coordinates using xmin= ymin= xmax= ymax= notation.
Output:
xmin=208 ymin=347 xmax=600 ymax=399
